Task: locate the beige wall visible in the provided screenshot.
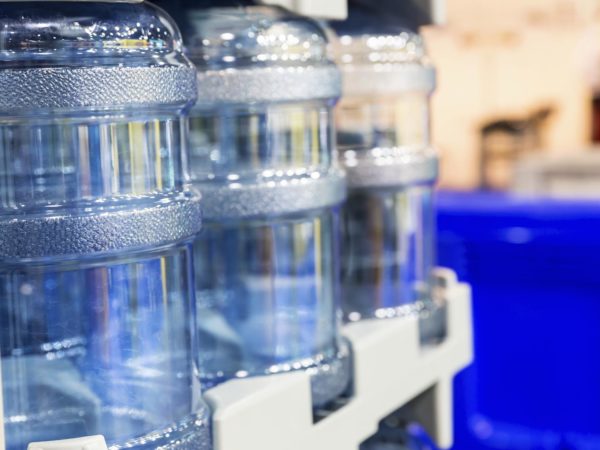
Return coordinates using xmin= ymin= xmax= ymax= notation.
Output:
xmin=447 ymin=0 xmax=598 ymax=30
xmin=424 ymin=0 xmax=595 ymax=189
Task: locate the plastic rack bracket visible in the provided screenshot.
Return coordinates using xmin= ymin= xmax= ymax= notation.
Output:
xmin=258 ymin=0 xmax=348 ymax=20
xmin=206 ymin=268 xmax=473 ymax=450
xmin=27 ymin=436 xmax=108 ymax=450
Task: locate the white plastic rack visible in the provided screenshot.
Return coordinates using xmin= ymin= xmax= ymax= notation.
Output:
xmin=259 ymin=0 xmax=348 ymax=19
xmin=23 ymin=269 xmax=472 ymax=450
xmin=206 ymin=269 xmax=473 ymax=450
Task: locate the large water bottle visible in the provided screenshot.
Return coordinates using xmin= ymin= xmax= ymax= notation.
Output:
xmin=185 ymin=6 xmax=352 ymax=408
xmin=331 ymin=21 xmax=445 ymax=342
xmin=0 ymin=2 xmax=210 ymax=449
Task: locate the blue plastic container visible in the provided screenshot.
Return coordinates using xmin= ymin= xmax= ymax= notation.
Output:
xmin=0 ymin=2 xmax=210 ymax=449
xmin=437 ymin=190 xmax=600 ymax=450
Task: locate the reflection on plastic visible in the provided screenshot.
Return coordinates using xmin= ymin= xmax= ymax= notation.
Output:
xmin=332 ymin=24 xmax=440 ymax=337
xmin=186 ymin=6 xmax=351 ymax=408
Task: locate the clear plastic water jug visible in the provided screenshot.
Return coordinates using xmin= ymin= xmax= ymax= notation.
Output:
xmin=0 ymin=2 xmax=210 ymax=448
xmin=185 ymin=6 xmax=352 ymax=408
xmin=332 ymin=27 xmax=444 ymax=341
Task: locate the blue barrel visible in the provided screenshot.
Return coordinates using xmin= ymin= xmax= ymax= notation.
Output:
xmin=437 ymin=190 xmax=600 ymax=450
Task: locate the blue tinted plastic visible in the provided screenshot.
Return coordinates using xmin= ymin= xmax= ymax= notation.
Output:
xmin=333 ymin=30 xmax=439 ymax=328
xmin=437 ymin=191 xmax=600 ymax=449
xmin=186 ymin=6 xmax=351 ymax=407
xmin=195 ymin=210 xmax=341 ymax=383
xmin=0 ymin=2 xmax=209 ymax=449
xmin=342 ymin=186 xmax=435 ymax=320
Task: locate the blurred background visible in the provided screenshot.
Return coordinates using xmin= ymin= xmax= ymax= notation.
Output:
xmin=426 ymin=0 xmax=600 ymax=193
xmin=429 ymin=1 xmax=600 ymax=449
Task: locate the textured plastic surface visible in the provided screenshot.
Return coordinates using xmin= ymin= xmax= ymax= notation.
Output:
xmin=0 ymin=196 xmax=201 ymax=258
xmin=198 ymin=169 xmax=345 ymax=221
xmin=331 ymin=32 xmax=435 ymax=96
xmin=0 ymin=66 xmax=196 ymax=110
xmin=196 ymin=65 xmax=340 ymax=105
xmin=437 ymin=191 xmax=600 ymax=449
xmin=205 ymin=269 xmax=472 ymax=450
